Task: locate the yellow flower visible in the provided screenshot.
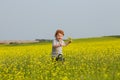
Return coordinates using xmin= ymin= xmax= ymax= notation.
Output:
xmin=62 ymin=76 xmax=69 ymax=80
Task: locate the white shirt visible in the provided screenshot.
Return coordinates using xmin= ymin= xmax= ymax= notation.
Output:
xmin=52 ymin=39 xmax=65 ymax=57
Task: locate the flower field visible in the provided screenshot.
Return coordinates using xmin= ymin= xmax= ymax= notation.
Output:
xmin=0 ymin=37 xmax=120 ymax=80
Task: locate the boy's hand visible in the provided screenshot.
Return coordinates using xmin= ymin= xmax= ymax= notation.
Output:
xmin=59 ymin=43 xmax=62 ymax=46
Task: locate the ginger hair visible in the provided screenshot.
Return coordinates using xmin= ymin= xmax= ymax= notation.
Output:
xmin=55 ymin=29 xmax=64 ymax=37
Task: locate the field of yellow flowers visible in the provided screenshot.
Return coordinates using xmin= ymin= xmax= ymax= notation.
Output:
xmin=0 ymin=37 xmax=120 ymax=80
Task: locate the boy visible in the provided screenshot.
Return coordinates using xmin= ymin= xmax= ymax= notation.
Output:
xmin=52 ymin=29 xmax=71 ymax=61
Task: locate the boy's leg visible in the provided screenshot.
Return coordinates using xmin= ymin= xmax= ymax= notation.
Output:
xmin=56 ymin=57 xmax=59 ymax=61
xmin=56 ymin=54 xmax=65 ymax=61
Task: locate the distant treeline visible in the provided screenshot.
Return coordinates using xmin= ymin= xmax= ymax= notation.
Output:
xmin=103 ymin=35 xmax=120 ymax=38
xmin=35 ymin=39 xmax=52 ymax=42
xmin=0 ymin=39 xmax=52 ymax=45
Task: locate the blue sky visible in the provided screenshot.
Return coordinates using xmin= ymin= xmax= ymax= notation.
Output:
xmin=0 ymin=0 xmax=120 ymax=40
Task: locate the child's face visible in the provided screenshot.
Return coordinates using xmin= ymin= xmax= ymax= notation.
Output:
xmin=56 ymin=33 xmax=64 ymax=41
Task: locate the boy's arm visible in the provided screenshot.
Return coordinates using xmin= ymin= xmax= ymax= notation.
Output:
xmin=53 ymin=44 xmax=61 ymax=48
xmin=53 ymin=40 xmax=71 ymax=47
xmin=63 ymin=41 xmax=71 ymax=46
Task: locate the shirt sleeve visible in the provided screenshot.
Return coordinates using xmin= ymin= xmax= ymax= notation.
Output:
xmin=52 ymin=39 xmax=57 ymax=46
